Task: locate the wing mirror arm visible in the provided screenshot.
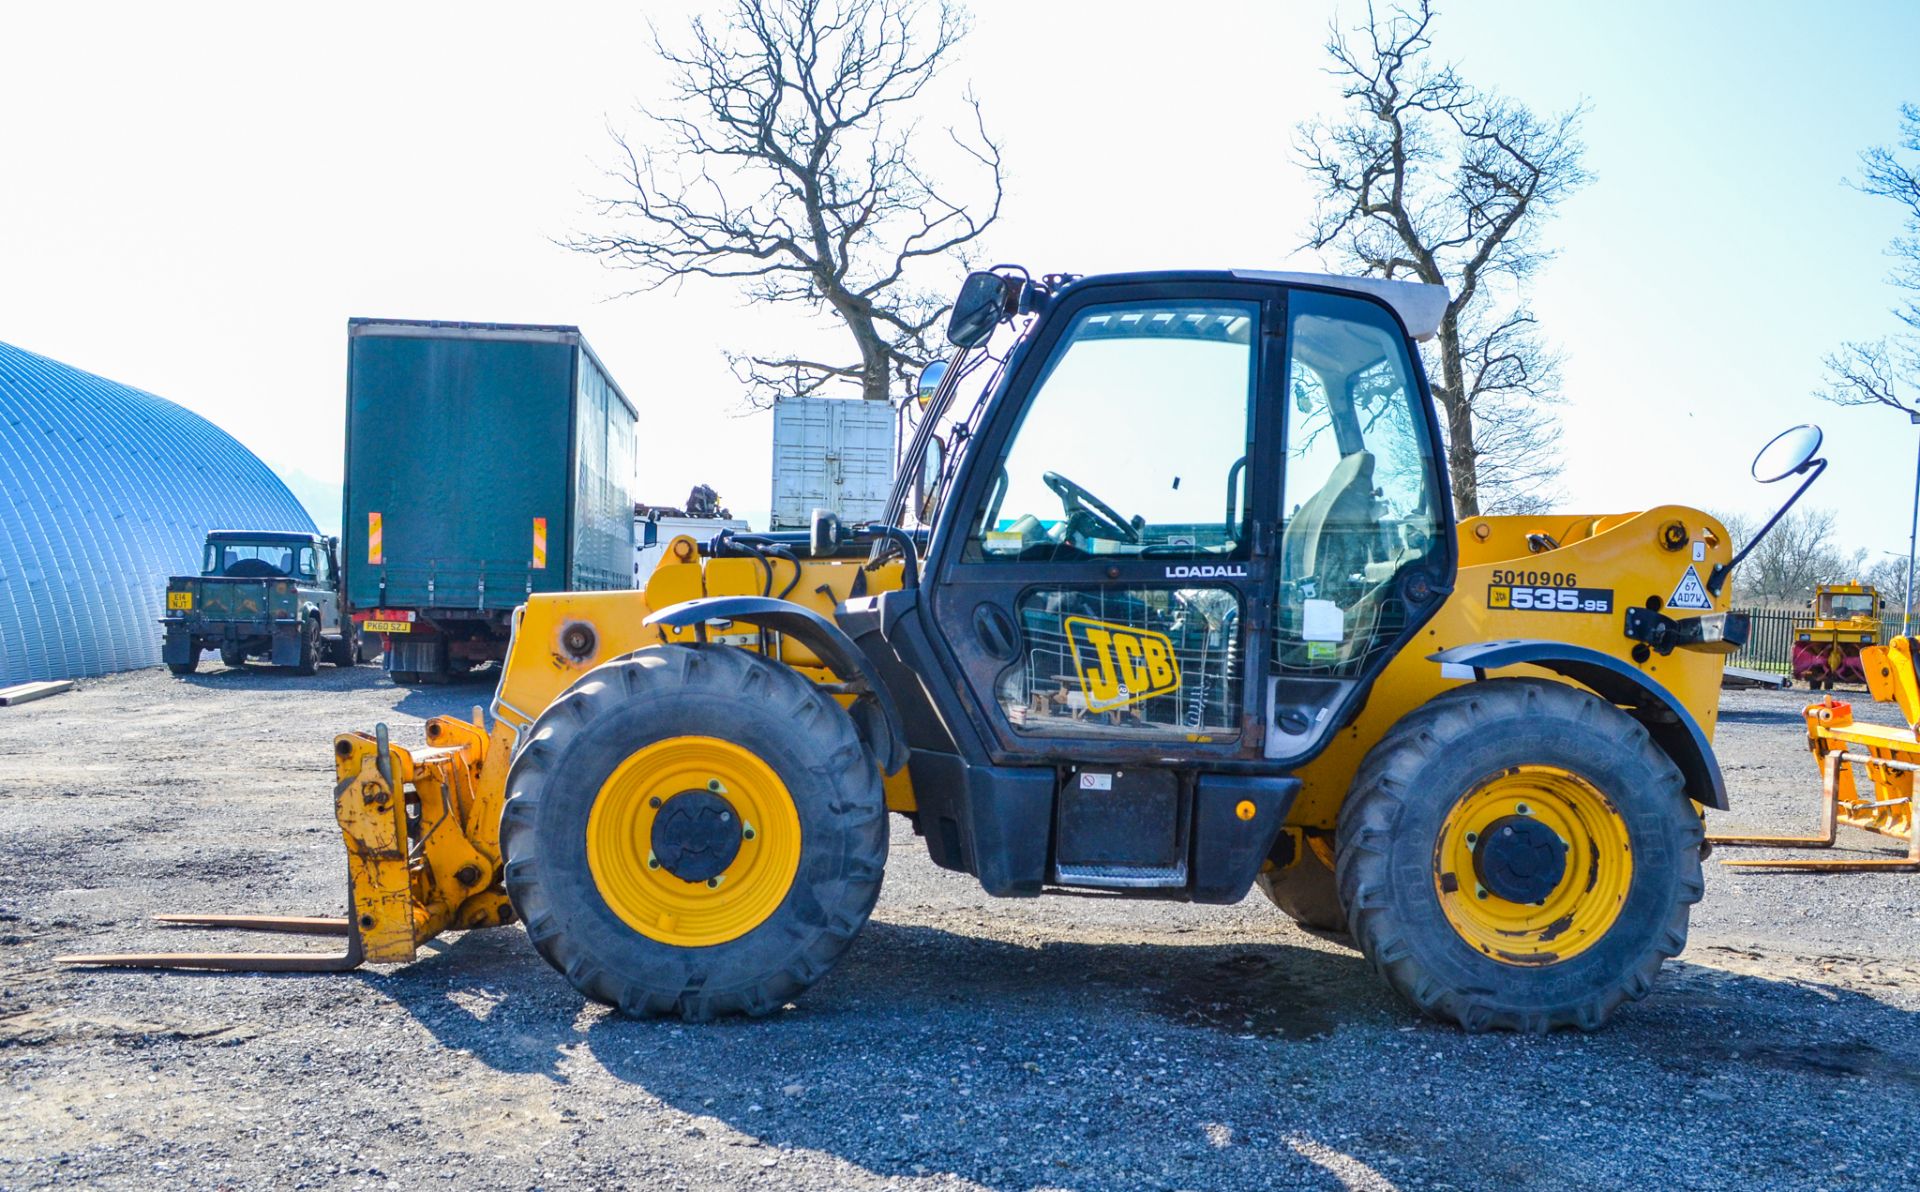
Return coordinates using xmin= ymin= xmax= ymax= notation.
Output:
xmin=1707 ymin=457 xmax=1827 ymax=597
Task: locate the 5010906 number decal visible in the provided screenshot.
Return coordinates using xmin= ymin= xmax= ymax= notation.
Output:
xmin=1489 ymin=569 xmax=1579 ymax=587
xmin=1488 ymin=584 xmax=1614 ymax=614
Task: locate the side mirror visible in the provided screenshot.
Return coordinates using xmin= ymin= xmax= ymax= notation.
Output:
xmin=1708 ymin=424 xmax=1828 ymax=597
xmin=916 ymin=359 xmax=949 ymax=406
xmin=914 ymin=434 xmax=947 ymax=523
xmin=809 ymin=509 xmax=845 ymax=559
xmin=946 ymin=271 xmax=1008 ymax=349
xmin=1751 ymin=424 xmax=1824 ymax=483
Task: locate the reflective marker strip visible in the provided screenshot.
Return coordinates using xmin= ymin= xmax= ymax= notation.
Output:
xmin=532 ymin=517 xmax=547 ymax=569
xmin=368 ymin=512 xmax=383 ymax=565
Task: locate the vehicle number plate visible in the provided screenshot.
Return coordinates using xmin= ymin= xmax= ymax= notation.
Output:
xmin=363 ymin=619 xmax=412 ymax=633
xmin=166 ymin=591 xmax=193 ymax=610
xmin=1488 ymin=584 xmax=1614 ymax=614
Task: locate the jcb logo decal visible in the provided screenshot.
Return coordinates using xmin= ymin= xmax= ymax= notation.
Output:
xmin=1063 ymin=616 xmax=1180 ymax=712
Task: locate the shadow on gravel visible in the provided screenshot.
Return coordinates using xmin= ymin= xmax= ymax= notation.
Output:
xmin=1716 ymin=704 xmax=1815 ymax=726
xmin=355 ymin=919 xmax=1920 ymax=1190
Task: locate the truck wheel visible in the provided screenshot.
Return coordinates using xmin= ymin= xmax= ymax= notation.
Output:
xmin=294 ymin=617 xmax=320 ymax=675
xmin=1255 ymin=839 xmax=1348 ymax=935
xmin=220 ymin=643 xmax=247 ymax=669
xmin=501 ymin=645 xmax=888 ymax=1020
xmin=1335 ymin=678 xmax=1702 ymax=1033
xmin=326 ymin=630 xmax=354 ymax=668
xmin=167 ymin=642 xmax=200 ymax=676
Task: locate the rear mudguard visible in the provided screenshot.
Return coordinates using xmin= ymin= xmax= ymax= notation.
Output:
xmin=1430 ymin=640 xmax=1727 ymax=810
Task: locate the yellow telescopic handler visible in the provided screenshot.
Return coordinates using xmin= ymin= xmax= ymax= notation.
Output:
xmin=66 ymin=268 xmax=1825 ymax=1032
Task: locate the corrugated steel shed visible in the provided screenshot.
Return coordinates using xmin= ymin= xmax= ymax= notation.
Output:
xmin=0 ymin=341 xmax=316 ymax=682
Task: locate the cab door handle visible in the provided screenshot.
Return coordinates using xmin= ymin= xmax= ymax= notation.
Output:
xmin=973 ymin=604 xmax=1018 ymax=660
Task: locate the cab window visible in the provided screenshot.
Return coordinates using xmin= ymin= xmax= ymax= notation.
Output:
xmin=1274 ymin=290 xmax=1442 ymax=676
xmin=965 ymin=300 xmax=1256 ymax=561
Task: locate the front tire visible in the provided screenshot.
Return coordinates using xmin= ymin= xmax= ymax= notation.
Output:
xmin=501 ymin=645 xmax=888 ymax=1020
xmin=1335 ymin=678 xmax=1702 ymax=1033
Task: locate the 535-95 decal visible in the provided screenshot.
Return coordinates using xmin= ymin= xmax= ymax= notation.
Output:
xmin=1487 ymin=572 xmax=1614 ymax=614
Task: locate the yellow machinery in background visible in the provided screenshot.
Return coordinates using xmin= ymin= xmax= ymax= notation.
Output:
xmin=66 ymin=268 xmax=1828 ymax=1033
xmin=1791 ymin=580 xmax=1884 ymax=690
xmin=1712 ymin=637 xmax=1920 ymax=872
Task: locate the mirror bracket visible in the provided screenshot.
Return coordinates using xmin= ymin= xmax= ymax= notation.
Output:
xmin=1707 ymin=457 xmax=1827 ymax=596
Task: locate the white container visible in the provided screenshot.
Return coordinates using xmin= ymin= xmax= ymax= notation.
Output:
xmin=634 ymin=515 xmax=750 ymax=589
xmin=769 ymin=397 xmax=896 ymax=530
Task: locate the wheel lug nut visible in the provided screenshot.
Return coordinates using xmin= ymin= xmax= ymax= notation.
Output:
xmin=649 ymin=796 xmax=662 ymax=809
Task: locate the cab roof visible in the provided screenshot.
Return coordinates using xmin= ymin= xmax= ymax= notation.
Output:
xmin=208 ymin=530 xmax=326 ymax=544
xmin=1051 ymin=269 xmax=1451 ymax=342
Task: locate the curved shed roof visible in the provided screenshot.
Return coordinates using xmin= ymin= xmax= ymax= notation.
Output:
xmin=0 ymin=342 xmax=316 ymax=683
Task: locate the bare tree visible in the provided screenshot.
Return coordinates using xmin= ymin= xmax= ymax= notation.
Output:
xmin=1824 ymin=104 xmax=1920 ymax=421
xmin=1715 ymin=507 xmax=1864 ymax=607
xmin=569 ymin=0 xmax=1003 ymax=406
xmin=1298 ymin=0 xmax=1586 ymax=516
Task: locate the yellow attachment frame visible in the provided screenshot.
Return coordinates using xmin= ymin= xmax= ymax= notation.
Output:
xmin=332 ymin=715 xmax=514 ymax=963
xmin=1712 ymin=637 xmax=1920 ymax=871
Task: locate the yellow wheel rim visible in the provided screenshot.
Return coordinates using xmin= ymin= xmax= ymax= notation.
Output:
xmin=1433 ymin=765 xmax=1633 ymax=966
xmin=586 ymin=736 xmax=802 ymax=947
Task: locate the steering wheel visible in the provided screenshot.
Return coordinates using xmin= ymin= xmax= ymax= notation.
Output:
xmin=1042 ymin=471 xmax=1140 ymax=544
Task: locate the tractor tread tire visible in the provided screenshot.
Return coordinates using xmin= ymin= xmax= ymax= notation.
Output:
xmin=1334 ymin=678 xmax=1702 ymax=1034
xmin=501 ymin=644 xmax=887 ymax=1022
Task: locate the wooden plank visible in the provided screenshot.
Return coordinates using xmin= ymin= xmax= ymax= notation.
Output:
xmin=0 ymin=680 xmax=75 ymax=706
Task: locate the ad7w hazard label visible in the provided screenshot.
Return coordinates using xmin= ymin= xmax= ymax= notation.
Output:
xmin=1667 ymin=565 xmax=1713 ymax=610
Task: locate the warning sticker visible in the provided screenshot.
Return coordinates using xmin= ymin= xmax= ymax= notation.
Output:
xmin=1668 ymin=565 xmax=1713 ymax=610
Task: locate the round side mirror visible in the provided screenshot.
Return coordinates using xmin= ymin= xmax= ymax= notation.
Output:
xmin=916 ymin=359 xmax=949 ymax=406
xmin=1751 ymin=424 xmax=1824 ymax=483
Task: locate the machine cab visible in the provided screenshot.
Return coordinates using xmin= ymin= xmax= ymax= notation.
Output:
xmin=897 ymin=269 xmax=1455 ymax=771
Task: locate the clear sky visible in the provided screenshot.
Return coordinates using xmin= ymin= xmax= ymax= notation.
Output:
xmin=3 ymin=1 xmax=1916 ymax=567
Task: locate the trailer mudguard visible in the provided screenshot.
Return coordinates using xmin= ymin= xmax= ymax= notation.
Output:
xmin=1430 ymin=640 xmax=1727 ymax=810
xmin=645 ymin=595 xmax=910 ymax=776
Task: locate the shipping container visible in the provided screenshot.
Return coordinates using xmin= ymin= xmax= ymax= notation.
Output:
xmin=342 ymin=319 xmax=636 ymax=681
xmin=769 ymin=396 xmax=895 ymax=529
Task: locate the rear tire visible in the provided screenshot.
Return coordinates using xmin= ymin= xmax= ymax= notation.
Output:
xmin=167 ymin=642 xmax=200 ymax=676
xmin=501 ymin=645 xmax=888 ymax=1020
xmin=220 ymin=644 xmax=248 ymax=669
xmin=1335 ymin=678 xmax=1702 ymax=1033
xmin=1255 ymin=840 xmax=1349 ymax=935
xmin=293 ymin=617 xmax=320 ymax=675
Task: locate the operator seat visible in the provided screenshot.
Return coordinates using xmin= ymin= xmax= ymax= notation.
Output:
xmin=1280 ymin=450 xmax=1376 ymax=593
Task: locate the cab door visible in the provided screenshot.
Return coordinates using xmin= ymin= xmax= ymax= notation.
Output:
xmin=919 ymin=280 xmax=1278 ymax=765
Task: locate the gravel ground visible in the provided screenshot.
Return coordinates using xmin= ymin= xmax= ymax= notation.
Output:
xmin=3 ymin=666 xmax=1918 ymax=1190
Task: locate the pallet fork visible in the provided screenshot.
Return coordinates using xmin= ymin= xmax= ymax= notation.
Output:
xmin=60 ymin=715 xmax=513 ymax=971
xmin=1710 ymin=639 xmax=1920 ymax=872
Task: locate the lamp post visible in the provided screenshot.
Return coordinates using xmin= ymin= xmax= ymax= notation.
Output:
xmin=1908 ymin=411 xmax=1919 ymax=635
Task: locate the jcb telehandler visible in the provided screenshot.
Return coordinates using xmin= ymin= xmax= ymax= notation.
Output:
xmin=67 ymin=268 xmax=1823 ymax=1032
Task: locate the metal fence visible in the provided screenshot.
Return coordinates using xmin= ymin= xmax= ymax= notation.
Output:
xmin=1727 ymin=608 xmax=1908 ymax=675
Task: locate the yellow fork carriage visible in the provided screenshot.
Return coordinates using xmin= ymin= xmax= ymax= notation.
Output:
xmin=1711 ymin=638 xmax=1920 ymax=872
xmin=66 ymin=268 xmax=1828 ymax=1032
